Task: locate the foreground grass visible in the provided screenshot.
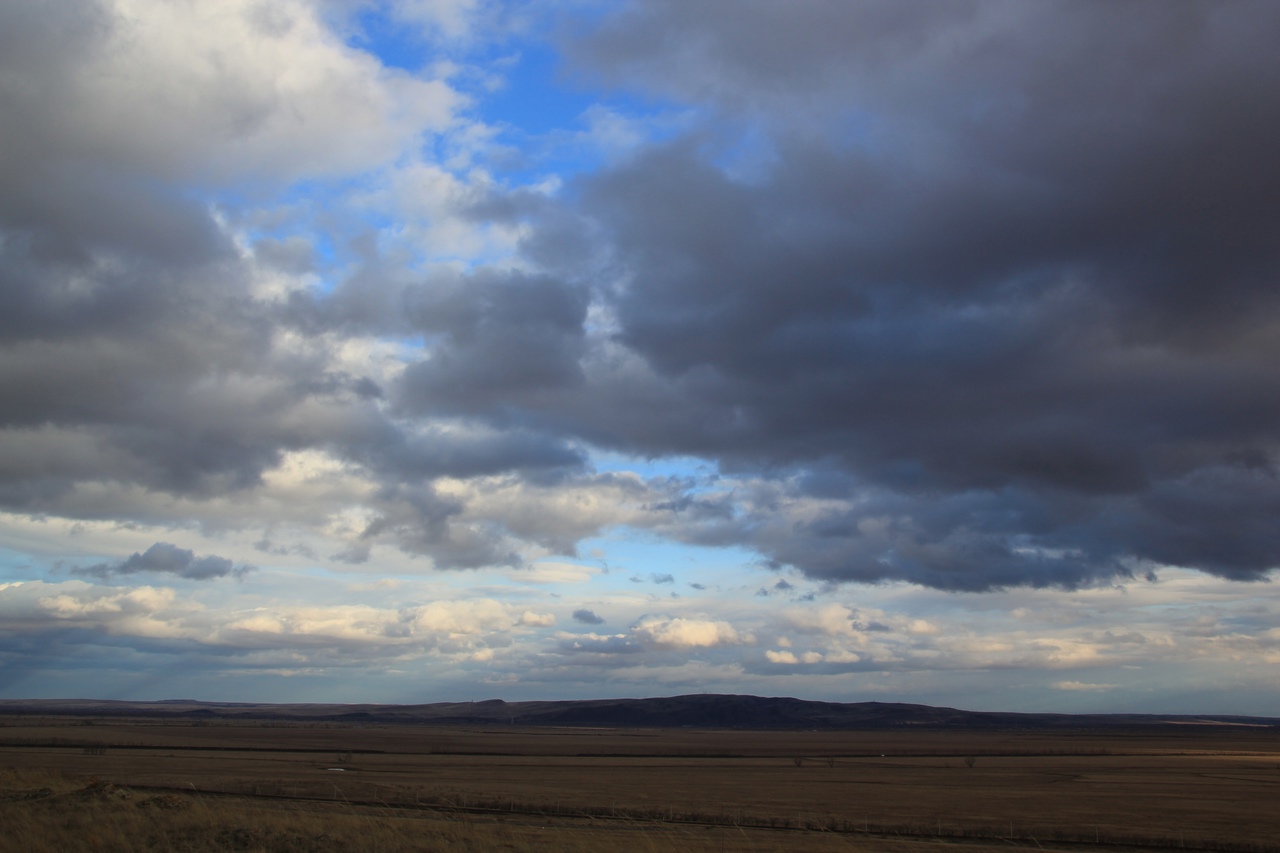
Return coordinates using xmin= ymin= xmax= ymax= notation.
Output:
xmin=0 ymin=767 xmax=913 ymax=853
xmin=3 ymin=769 xmax=454 ymax=853
xmin=5 ymin=720 xmax=1279 ymax=852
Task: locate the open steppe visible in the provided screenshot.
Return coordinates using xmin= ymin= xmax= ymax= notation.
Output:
xmin=3 ymin=714 xmax=1278 ymax=852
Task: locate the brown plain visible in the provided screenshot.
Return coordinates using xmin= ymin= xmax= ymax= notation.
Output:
xmin=2 ymin=716 xmax=1278 ymax=852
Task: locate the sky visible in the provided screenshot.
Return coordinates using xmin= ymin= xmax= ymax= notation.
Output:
xmin=2 ymin=0 xmax=1280 ymax=715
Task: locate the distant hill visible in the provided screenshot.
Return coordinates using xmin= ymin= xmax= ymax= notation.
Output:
xmin=2 ymin=694 xmax=1277 ymax=730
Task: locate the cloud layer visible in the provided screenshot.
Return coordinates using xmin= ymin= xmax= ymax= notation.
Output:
xmin=2 ymin=0 xmax=1279 ymax=709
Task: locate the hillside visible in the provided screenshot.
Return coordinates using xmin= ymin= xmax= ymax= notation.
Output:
xmin=2 ymin=694 xmax=1277 ymax=729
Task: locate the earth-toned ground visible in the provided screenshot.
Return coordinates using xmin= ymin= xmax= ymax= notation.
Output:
xmin=3 ymin=715 xmax=1278 ymax=851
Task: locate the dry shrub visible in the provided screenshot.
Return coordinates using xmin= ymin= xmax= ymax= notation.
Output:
xmin=136 ymin=793 xmax=191 ymax=810
xmin=0 ymin=786 xmax=53 ymax=802
xmin=0 ymin=768 xmax=666 ymax=852
xmin=77 ymin=780 xmax=132 ymax=800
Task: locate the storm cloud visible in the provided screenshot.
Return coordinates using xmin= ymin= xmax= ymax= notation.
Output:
xmin=4 ymin=0 xmax=1280 ymax=625
xmin=396 ymin=0 xmax=1280 ymax=589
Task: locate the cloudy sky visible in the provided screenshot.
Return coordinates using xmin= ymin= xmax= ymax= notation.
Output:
xmin=2 ymin=0 xmax=1279 ymax=714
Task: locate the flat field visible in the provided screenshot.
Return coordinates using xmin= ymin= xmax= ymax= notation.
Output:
xmin=2 ymin=716 xmax=1278 ymax=852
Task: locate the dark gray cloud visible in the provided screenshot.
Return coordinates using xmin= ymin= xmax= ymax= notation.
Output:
xmin=395 ymin=270 xmax=590 ymax=412
xmin=347 ymin=0 xmax=1280 ymax=589
xmin=514 ymin=0 xmax=1280 ymax=589
xmin=572 ymin=608 xmax=605 ymax=625
xmin=758 ymin=579 xmax=794 ymax=597
xmin=75 ymin=542 xmax=253 ymax=581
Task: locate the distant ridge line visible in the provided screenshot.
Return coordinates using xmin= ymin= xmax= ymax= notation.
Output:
xmin=2 ymin=694 xmax=1277 ymax=730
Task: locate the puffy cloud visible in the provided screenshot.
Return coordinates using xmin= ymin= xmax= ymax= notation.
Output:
xmin=410 ymin=599 xmax=514 ymax=635
xmin=0 ymin=0 xmax=458 ymax=190
xmin=0 ymin=580 xmax=189 ymax=641
xmin=631 ymin=616 xmax=745 ymax=649
xmin=519 ymin=610 xmax=555 ymax=627
xmin=216 ymin=597 xmax=544 ymax=654
xmin=0 ymin=579 xmax=554 ymax=665
xmin=782 ymin=603 xmax=863 ymax=638
xmin=546 ymin=615 xmax=752 ymax=669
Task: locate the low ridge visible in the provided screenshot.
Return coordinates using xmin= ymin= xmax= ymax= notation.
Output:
xmin=1 ymin=694 xmax=1276 ymax=730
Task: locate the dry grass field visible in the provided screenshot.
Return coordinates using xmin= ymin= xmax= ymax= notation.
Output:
xmin=2 ymin=716 xmax=1278 ymax=852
